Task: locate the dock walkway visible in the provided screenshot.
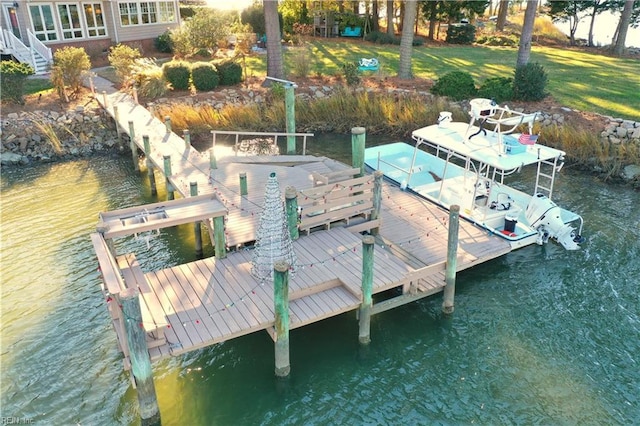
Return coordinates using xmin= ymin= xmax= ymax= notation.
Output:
xmin=92 ymin=91 xmax=512 ymax=368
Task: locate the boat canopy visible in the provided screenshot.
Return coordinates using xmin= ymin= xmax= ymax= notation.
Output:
xmin=411 ymin=122 xmax=565 ymax=172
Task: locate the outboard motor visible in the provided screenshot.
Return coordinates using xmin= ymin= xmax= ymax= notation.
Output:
xmin=525 ymin=193 xmax=580 ymax=250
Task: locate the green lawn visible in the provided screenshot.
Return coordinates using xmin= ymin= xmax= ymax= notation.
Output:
xmin=245 ymin=40 xmax=640 ymax=121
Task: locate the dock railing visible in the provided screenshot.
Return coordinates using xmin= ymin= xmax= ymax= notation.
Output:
xmin=211 ymin=130 xmax=314 ymax=155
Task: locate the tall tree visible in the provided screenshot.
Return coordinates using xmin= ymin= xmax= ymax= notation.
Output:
xmin=516 ymin=0 xmax=538 ymax=67
xmin=398 ymin=0 xmax=417 ymax=79
xmin=264 ymin=0 xmax=284 ymax=80
xmin=387 ymin=0 xmax=394 ymax=35
xmin=613 ymin=0 xmax=635 ymax=55
xmin=496 ymin=0 xmax=509 ymax=31
xmin=586 ymin=0 xmax=607 ymax=46
xmin=548 ymin=1 xmax=590 ymax=46
xmin=372 ymin=0 xmax=380 ymax=32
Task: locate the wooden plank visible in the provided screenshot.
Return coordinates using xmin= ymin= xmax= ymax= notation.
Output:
xmin=90 ymin=233 xmax=123 ymax=296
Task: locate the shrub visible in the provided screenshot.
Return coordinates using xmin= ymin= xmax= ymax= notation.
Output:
xmin=475 ymin=34 xmax=518 ymax=47
xmin=512 ymin=62 xmax=548 ymax=101
xmin=108 ymin=44 xmax=141 ymax=84
xmin=169 ymin=27 xmax=192 ymax=58
xmin=185 ymin=8 xmax=231 ymax=54
xmin=431 ymin=71 xmax=477 ymax=101
xmin=131 ymin=58 xmax=168 ymax=99
xmin=50 ymin=46 xmax=91 ymax=101
xmin=241 ymin=4 xmax=266 ymax=35
xmin=216 ymin=60 xmax=243 ymax=86
xmin=191 ymin=62 xmax=219 ymax=92
xmin=163 ymin=61 xmax=191 ymax=90
xmin=342 ymin=62 xmax=360 ymax=86
xmin=290 ymin=46 xmax=312 ymax=78
xmin=154 ymin=30 xmax=173 ymax=53
xmin=365 ymin=31 xmax=399 ymax=45
xmin=477 ymin=77 xmax=513 ymax=103
xmin=0 ymin=60 xmax=35 ymax=104
xmin=446 ymin=23 xmax=476 ymax=44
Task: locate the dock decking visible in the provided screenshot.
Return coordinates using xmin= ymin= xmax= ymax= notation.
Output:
xmin=92 ymin=91 xmax=512 ymax=369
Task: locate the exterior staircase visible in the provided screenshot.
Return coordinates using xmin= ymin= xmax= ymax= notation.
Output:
xmin=1 ymin=29 xmax=52 ymax=74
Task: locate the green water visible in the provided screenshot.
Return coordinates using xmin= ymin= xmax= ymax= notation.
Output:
xmin=1 ymin=136 xmax=639 ymax=425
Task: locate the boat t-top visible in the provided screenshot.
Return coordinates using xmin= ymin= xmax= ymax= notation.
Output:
xmin=364 ymin=98 xmax=584 ymax=250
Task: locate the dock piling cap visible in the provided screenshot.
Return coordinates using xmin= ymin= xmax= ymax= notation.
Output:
xmin=351 ymin=127 xmax=366 ymax=135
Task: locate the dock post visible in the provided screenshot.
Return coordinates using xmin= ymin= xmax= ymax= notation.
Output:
xmin=120 ymin=288 xmax=161 ymax=426
xmin=183 ymin=130 xmax=191 ymax=148
xmin=371 ymin=171 xmax=383 ymax=235
xmin=213 ymin=216 xmax=227 ymax=259
xmin=164 ymin=116 xmax=171 ymax=134
xmin=285 ymin=84 xmax=296 ymax=154
xmin=442 ymin=205 xmax=460 ymax=314
xmin=274 ymin=261 xmax=291 ymax=377
xmin=163 ymin=155 xmax=174 ymax=200
xmin=351 ymin=127 xmax=366 ymax=177
xmin=359 ymin=235 xmax=375 ymax=344
xmin=128 ymin=121 xmax=139 ymax=171
xmin=132 ymin=86 xmax=138 ymax=104
xmin=113 ymin=105 xmax=121 ymax=140
xmin=143 ymin=135 xmax=157 ymax=196
xmin=239 ymin=173 xmax=248 ymax=196
xmin=190 ymin=182 xmax=203 ymax=257
xmin=102 ymin=90 xmax=108 ymax=108
xmin=209 ymin=148 xmax=217 ymax=170
xmin=285 ymin=186 xmax=299 ymax=241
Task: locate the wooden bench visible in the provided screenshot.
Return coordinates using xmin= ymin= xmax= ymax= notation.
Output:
xmin=298 ymin=175 xmax=377 ymax=234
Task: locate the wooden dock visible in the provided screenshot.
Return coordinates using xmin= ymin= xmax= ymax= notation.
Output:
xmin=92 ymin=91 xmax=512 ymax=368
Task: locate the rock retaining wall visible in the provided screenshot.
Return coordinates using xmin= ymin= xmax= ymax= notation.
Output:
xmin=1 ymin=85 xmax=639 ymax=185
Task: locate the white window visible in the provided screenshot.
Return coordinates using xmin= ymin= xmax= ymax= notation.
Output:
xmin=157 ymin=1 xmax=175 ymax=23
xmin=29 ymin=4 xmax=57 ymax=41
xmin=58 ymin=4 xmax=84 ymax=39
xmin=119 ymin=1 xmax=176 ymax=26
xmin=140 ymin=2 xmax=157 ymax=24
xmin=119 ymin=2 xmax=139 ymax=26
xmin=83 ymin=2 xmax=107 ymax=37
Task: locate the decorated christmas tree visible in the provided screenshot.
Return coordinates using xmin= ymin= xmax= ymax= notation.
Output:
xmin=251 ymin=172 xmax=297 ymax=281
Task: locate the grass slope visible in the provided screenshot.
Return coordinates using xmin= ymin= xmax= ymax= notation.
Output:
xmin=244 ymin=40 xmax=639 ymax=121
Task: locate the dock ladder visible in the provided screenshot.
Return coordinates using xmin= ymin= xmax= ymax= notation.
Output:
xmin=534 ymin=155 xmax=563 ymax=199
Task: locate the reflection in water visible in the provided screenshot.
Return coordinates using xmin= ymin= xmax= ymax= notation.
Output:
xmin=1 ymin=140 xmax=638 ymax=424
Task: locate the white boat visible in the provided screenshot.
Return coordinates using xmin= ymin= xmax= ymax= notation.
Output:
xmin=364 ymin=98 xmax=584 ymax=250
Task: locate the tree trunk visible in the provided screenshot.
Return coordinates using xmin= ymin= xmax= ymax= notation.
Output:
xmin=426 ymin=1 xmax=437 ymax=40
xmin=496 ymin=0 xmax=508 ymax=31
xmin=386 ymin=0 xmax=394 ymax=35
xmin=398 ymin=0 xmax=417 ymax=79
xmin=587 ymin=1 xmax=604 ymax=47
xmin=372 ymin=0 xmax=379 ymax=32
xmin=613 ymin=0 xmax=633 ymax=56
xmin=516 ymin=0 xmax=537 ymax=67
xmin=264 ymin=0 xmax=284 ymax=80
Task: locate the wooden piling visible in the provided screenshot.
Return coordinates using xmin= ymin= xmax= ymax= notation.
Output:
xmin=143 ymin=135 xmax=157 ymax=196
xmin=183 ymin=130 xmax=191 ymax=148
xmin=113 ymin=105 xmax=121 ymax=140
xmin=442 ymin=204 xmax=460 ymax=314
xmin=351 ymin=127 xmax=366 ymax=177
xmin=274 ymin=261 xmax=291 ymax=377
xmin=102 ymin=91 xmax=108 ymax=108
xmin=164 ymin=116 xmax=171 ymax=134
xmin=285 ymin=186 xmax=299 ymax=241
xmin=213 ymin=216 xmax=226 ymax=259
xmin=190 ymin=182 xmax=203 ymax=257
xmin=209 ymin=148 xmax=217 ymax=170
xmin=128 ymin=121 xmax=139 ymax=171
xmin=120 ymin=288 xmax=161 ymax=426
xmin=239 ymin=173 xmax=248 ymax=196
xmin=371 ymin=170 xmax=383 ymax=235
xmin=163 ymin=155 xmax=174 ymax=201
xmin=359 ymin=235 xmax=375 ymax=344
xmin=132 ymin=86 xmax=138 ymax=104
xmin=285 ymin=84 xmax=296 ymax=155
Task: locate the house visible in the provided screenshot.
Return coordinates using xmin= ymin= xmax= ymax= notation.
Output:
xmin=0 ymin=0 xmax=181 ymax=74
